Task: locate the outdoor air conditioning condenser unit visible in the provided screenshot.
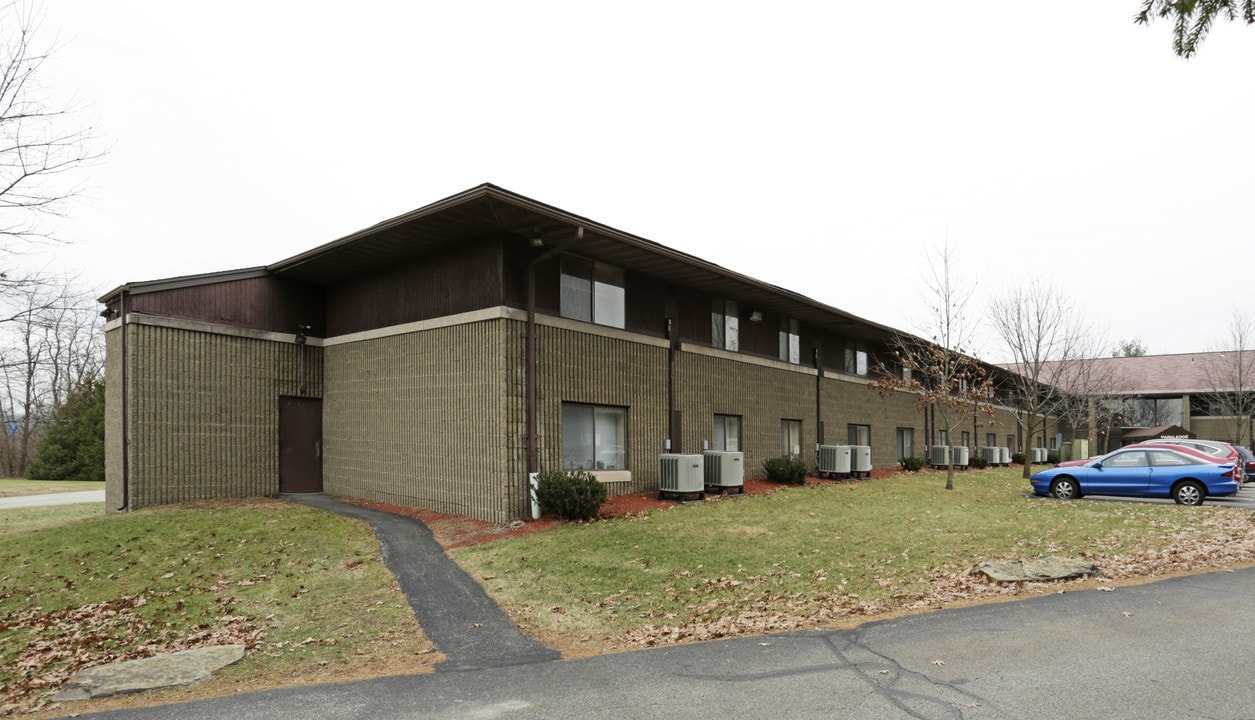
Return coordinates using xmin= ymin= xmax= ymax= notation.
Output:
xmin=817 ymin=444 xmax=852 ymax=476
xmin=930 ymin=445 xmax=950 ymax=467
xmin=851 ymin=445 xmax=872 ymax=475
xmin=659 ymin=454 xmax=704 ymax=494
xmin=981 ymin=446 xmax=1000 ymax=464
xmin=951 ymin=446 xmax=970 ymax=467
xmin=703 ymin=451 xmax=744 ymax=488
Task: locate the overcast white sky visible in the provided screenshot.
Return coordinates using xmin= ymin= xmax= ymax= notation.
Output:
xmin=27 ymin=1 xmax=1255 ymax=360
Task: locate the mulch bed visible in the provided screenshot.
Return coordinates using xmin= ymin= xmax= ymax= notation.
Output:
xmin=345 ymin=468 xmax=904 ymax=550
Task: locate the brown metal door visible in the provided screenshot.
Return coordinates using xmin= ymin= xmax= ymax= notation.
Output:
xmin=279 ymin=397 xmax=323 ymax=493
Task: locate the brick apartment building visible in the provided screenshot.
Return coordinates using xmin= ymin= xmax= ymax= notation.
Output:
xmin=100 ymin=184 xmax=1031 ymax=523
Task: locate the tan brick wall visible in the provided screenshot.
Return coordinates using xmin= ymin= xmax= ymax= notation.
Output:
xmin=104 ymin=325 xmax=124 ymax=512
xmin=120 ymin=316 xmax=321 ymax=510
xmin=1187 ymin=417 xmax=1252 ymax=446
xmin=536 ymin=322 xmax=669 ymax=496
xmin=823 ymin=374 xmax=926 ymax=468
xmin=322 ymin=318 xmax=519 ymax=523
xmin=675 ymin=347 xmax=818 ymax=477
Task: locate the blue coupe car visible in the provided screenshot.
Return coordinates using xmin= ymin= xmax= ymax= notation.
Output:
xmin=1030 ymin=447 xmax=1239 ymax=506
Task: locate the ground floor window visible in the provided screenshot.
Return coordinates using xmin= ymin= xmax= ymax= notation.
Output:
xmin=985 ymin=433 xmax=997 ymax=447
xmin=937 ymin=429 xmax=949 ymax=446
xmin=848 ymin=423 xmax=870 ymax=446
xmin=895 ymin=427 xmax=913 ymax=461
xmin=562 ymin=403 xmax=627 ymax=470
xmin=961 ymin=431 xmax=970 ymax=448
xmin=713 ymin=414 xmax=742 ymax=451
xmin=781 ymin=419 xmax=802 ymax=456
xmin=1007 ymin=434 xmax=1016 ymax=451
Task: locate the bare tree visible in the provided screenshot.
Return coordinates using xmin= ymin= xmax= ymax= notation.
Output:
xmin=872 ymin=242 xmax=995 ymax=490
xmin=1 ymin=0 xmax=102 ymax=249
xmin=1048 ymin=333 xmax=1123 ymax=453
xmin=1199 ymin=310 xmax=1255 ymax=447
xmin=988 ymin=280 xmax=1094 ymax=479
xmin=0 ymin=275 xmax=102 ymax=475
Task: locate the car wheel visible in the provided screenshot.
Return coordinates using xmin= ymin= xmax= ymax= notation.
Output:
xmin=1173 ymin=481 xmax=1205 ymax=506
xmin=1050 ymin=477 xmax=1078 ymax=500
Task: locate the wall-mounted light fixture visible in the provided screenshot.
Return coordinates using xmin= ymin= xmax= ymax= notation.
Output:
xmin=295 ymin=324 xmax=311 ymax=345
xmin=749 ymin=311 xmax=763 ymax=322
xmin=99 ymin=308 xmax=117 ymax=319
xmin=530 ymin=229 xmax=544 ymax=248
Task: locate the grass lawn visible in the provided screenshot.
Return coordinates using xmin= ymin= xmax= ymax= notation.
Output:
xmin=4 ymin=466 xmax=1253 ymax=716
xmin=0 ymin=479 xmax=105 ymax=498
xmin=1 ymin=498 xmax=434 ymax=717
xmin=0 ymin=503 xmax=104 ymax=534
xmin=451 ymin=466 xmax=1255 ymax=653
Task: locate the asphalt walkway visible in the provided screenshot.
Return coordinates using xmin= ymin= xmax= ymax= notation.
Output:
xmin=0 ymin=489 xmax=104 ymax=508
xmin=277 ymin=493 xmax=561 ymax=672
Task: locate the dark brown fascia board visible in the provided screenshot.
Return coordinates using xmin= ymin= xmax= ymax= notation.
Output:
xmin=97 ymin=267 xmax=270 ymax=304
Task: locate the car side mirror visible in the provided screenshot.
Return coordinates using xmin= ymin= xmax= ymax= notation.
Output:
xmin=1092 ymin=462 xmax=1102 ymax=470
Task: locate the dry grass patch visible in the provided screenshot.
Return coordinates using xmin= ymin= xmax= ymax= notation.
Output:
xmin=1 ymin=498 xmax=434 ymax=717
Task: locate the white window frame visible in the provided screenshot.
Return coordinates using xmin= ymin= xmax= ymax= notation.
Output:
xmin=713 ymin=414 xmax=742 ymax=451
xmin=779 ymin=318 xmax=800 ymax=364
xmin=781 ymin=419 xmax=802 ymax=457
xmin=848 ymin=423 xmax=871 ymax=446
xmin=711 ymin=298 xmax=739 ymax=352
xmin=561 ymin=403 xmax=628 ymax=471
xmin=560 ymin=256 xmax=625 ymax=329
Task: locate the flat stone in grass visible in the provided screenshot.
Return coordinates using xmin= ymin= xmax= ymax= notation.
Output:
xmin=52 ymin=645 xmax=246 ymax=701
xmin=974 ymin=556 xmax=1099 ymax=582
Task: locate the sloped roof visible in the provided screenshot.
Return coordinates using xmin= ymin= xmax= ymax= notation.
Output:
xmin=102 ymin=183 xmax=908 ymax=344
xmin=1045 ymin=352 xmax=1252 ymax=396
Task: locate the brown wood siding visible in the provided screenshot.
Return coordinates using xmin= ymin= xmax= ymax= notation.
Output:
xmin=671 ymin=285 xmax=711 ymax=345
xmin=326 ymin=238 xmax=505 ymax=336
xmin=623 ymin=272 xmax=668 ymax=337
xmin=738 ymin=308 xmax=778 ymax=359
xmin=126 ymin=277 xmax=324 ymax=335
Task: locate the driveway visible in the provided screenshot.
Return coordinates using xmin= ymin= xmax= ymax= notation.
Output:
xmin=67 ymin=567 xmax=1255 ymax=720
xmin=0 ymin=489 xmax=104 ymax=508
xmin=1027 ymin=484 xmax=1255 ymax=509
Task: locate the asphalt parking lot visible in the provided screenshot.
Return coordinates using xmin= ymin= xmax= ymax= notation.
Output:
xmin=1026 ymin=484 xmax=1255 ymax=508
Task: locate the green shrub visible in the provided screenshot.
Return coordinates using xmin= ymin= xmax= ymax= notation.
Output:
xmin=534 ymin=470 xmax=608 ymax=521
xmin=27 ymin=380 xmax=105 ymax=483
xmin=1047 ymin=450 xmax=1061 ymax=464
xmin=899 ymin=456 xmax=926 ymax=472
xmin=763 ymin=456 xmax=808 ymax=484
xmin=1011 ymin=452 xmax=1026 ymax=465
xmin=969 ymin=455 xmax=989 ymax=469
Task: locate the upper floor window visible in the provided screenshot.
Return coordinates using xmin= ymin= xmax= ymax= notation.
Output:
xmin=779 ymin=318 xmax=800 ymax=364
xmin=844 ymin=341 xmax=868 ymax=376
xmin=711 ymin=298 xmax=739 ymax=352
xmin=561 ymin=256 xmax=625 ymax=328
